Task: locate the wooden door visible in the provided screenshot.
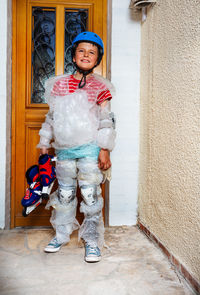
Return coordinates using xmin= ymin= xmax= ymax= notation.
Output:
xmin=11 ymin=0 xmax=107 ymax=227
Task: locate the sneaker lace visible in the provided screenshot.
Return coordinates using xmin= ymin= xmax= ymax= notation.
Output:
xmin=86 ymin=243 xmax=99 ymax=255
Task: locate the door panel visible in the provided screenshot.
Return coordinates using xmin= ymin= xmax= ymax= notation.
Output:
xmin=12 ymin=0 xmax=107 ymax=227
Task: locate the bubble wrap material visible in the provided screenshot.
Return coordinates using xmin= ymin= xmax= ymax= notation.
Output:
xmin=46 ymin=190 xmax=79 ymax=244
xmin=37 ymin=74 xmax=116 ymax=150
xmin=52 ymin=91 xmax=99 ymax=148
xmin=77 ymin=158 xmax=103 ymax=187
xmin=56 ymin=159 xmax=77 ymax=187
xmin=44 ymin=73 xmax=116 ymax=103
xmin=37 ymin=121 xmax=53 ymax=149
xmin=97 ymin=101 xmax=116 ymax=151
xmin=55 ymin=158 xmax=103 ymax=188
xmin=79 ymin=196 xmax=104 ymax=249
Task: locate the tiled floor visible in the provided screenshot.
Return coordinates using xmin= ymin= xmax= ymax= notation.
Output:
xmin=0 ymin=226 xmax=195 ymax=295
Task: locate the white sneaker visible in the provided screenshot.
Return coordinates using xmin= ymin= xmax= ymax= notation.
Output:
xmin=44 ymin=237 xmax=63 ymax=253
xmin=84 ymin=243 xmax=101 ymax=262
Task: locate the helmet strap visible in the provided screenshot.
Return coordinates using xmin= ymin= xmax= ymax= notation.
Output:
xmin=74 ymin=63 xmax=96 ymax=88
xmin=78 ymin=74 xmax=87 ymax=89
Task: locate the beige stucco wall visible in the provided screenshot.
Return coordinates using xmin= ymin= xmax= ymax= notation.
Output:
xmin=138 ymin=0 xmax=200 ymax=282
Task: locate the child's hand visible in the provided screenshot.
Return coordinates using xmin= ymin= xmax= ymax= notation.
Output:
xmin=40 ymin=147 xmax=48 ymax=155
xmin=98 ymin=149 xmax=111 ymax=170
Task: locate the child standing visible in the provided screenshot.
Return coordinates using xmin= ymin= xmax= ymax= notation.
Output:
xmin=37 ymin=32 xmax=116 ymax=262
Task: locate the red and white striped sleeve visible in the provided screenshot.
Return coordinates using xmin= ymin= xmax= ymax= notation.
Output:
xmin=51 ymin=80 xmax=61 ymax=96
xmin=97 ymin=89 xmax=112 ymax=104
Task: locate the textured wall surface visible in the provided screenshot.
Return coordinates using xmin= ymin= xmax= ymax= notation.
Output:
xmin=139 ymin=0 xmax=200 ymax=282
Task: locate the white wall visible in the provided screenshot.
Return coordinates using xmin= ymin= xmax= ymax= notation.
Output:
xmin=0 ymin=0 xmax=7 ymax=228
xmin=110 ymin=0 xmax=140 ymax=225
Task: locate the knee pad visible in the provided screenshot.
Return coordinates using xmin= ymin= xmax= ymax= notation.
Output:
xmin=58 ymin=186 xmax=76 ymax=205
xmin=80 ymin=185 xmax=98 ymax=206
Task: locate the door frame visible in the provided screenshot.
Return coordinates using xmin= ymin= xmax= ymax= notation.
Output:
xmin=10 ymin=0 xmax=112 ymax=228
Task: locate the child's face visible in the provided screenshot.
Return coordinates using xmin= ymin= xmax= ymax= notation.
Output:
xmin=73 ymin=42 xmax=99 ymax=71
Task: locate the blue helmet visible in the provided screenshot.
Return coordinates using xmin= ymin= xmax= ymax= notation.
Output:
xmin=71 ymin=31 xmax=104 ymax=66
xmin=72 ymin=31 xmax=104 ymax=54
